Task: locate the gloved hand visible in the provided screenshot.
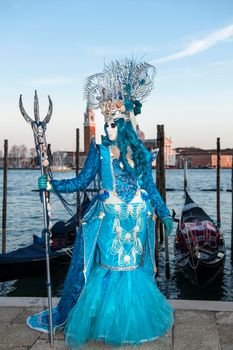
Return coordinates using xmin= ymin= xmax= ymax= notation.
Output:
xmin=38 ymin=175 xmax=48 ymax=191
xmin=163 ymin=217 xmax=174 ymax=236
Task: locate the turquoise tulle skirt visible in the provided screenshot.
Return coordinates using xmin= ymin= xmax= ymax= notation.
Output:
xmin=65 ymin=265 xmax=174 ymax=349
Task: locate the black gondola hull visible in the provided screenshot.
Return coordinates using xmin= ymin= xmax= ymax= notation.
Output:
xmin=175 ymin=243 xmax=225 ymax=287
xmin=174 ymin=190 xmax=226 ymax=287
xmin=0 ymin=192 xmax=91 ymax=282
xmin=0 ymin=244 xmax=72 ymax=282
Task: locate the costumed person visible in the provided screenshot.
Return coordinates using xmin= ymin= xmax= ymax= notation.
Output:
xmin=27 ymin=58 xmax=174 ymax=349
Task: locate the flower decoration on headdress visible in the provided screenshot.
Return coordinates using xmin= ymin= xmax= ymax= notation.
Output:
xmin=84 ymin=58 xmax=155 ymax=125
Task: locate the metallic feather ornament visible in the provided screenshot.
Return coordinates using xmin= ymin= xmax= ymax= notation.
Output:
xmin=84 ymin=58 xmax=156 ymax=123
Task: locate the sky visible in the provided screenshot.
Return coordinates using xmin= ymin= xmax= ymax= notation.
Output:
xmin=0 ymin=0 xmax=233 ymax=153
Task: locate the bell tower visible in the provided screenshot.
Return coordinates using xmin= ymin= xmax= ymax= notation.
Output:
xmin=83 ymin=106 xmax=96 ymax=154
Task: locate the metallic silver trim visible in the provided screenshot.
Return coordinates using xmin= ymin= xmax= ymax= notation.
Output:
xmin=100 ymin=264 xmax=139 ymax=271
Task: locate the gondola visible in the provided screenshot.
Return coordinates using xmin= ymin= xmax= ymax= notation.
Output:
xmin=0 ymin=193 xmax=91 ymax=282
xmin=174 ymin=190 xmax=225 ymax=287
xmin=0 ymin=216 xmax=76 ymax=282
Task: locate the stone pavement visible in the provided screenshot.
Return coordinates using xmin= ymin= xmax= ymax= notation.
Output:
xmin=0 ymin=298 xmax=233 ymax=350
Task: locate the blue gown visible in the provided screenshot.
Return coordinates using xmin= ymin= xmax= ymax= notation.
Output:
xmin=27 ymin=140 xmax=174 ymax=348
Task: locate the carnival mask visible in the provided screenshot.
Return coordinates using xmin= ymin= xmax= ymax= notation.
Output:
xmin=105 ymin=121 xmax=118 ymax=141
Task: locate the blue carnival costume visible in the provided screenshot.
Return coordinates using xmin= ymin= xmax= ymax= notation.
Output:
xmin=27 ymin=58 xmax=174 ymax=349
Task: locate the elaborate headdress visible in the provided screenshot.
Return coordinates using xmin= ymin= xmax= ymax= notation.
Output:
xmin=84 ymin=58 xmax=155 ymax=128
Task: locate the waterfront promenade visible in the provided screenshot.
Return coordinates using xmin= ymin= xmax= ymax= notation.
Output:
xmin=0 ymin=298 xmax=233 ymax=350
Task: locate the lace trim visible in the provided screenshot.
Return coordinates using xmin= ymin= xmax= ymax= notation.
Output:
xmin=104 ymin=201 xmax=147 ymax=220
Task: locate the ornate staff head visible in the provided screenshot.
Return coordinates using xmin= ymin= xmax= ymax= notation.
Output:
xmin=19 ymin=90 xmax=53 ymax=126
xmin=19 ymin=90 xmax=53 ymax=166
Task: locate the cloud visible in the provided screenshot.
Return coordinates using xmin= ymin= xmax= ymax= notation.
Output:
xmin=86 ymin=45 xmax=159 ymax=57
xmin=27 ymin=75 xmax=78 ymax=87
xmin=151 ymin=23 xmax=233 ymax=64
xmin=211 ymin=59 xmax=233 ymax=66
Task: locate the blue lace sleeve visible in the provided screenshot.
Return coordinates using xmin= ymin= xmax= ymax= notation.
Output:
xmin=51 ymin=139 xmax=100 ymax=193
xmin=142 ymin=169 xmax=170 ymax=220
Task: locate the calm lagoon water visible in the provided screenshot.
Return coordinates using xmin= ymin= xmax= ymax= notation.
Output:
xmin=0 ymin=168 xmax=232 ymax=300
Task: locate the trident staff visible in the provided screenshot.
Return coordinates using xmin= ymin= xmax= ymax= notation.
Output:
xmin=19 ymin=91 xmax=54 ymax=347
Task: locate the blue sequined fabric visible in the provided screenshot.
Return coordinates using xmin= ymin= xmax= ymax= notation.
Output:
xmin=56 ymin=226 xmax=85 ymax=323
xmin=27 ymin=225 xmax=85 ymax=331
xmin=142 ymin=171 xmax=170 ymax=220
xmin=112 ymin=158 xmax=138 ymax=204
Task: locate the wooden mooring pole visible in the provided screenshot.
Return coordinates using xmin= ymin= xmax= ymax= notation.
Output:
xmin=156 ymin=125 xmax=170 ymax=278
xmin=231 ymin=156 xmax=233 ymax=262
xmin=216 ymin=138 xmax=221 ymax=227
xmin=155 ymin=127 xmax=161 ymax=270
xmin=155 ymin=219 xmax=159 ymax=270
xmin=76 ymin=129 xmax=81 ymax=226
xmin=47 ymin=144 xmax=52 ymax=166
xmin=156 ymin=125 xmax=164 ymax=243
xmin=2 ymin=140 xmax=8 ymax=254
xmin=184 ymin=160 xmax=188 ymax=192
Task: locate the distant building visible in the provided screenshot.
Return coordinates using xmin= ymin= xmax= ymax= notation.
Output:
xmin=83 ymin=106 xmax=96 ymax=155
xmin=143 ymin=137 xmax=176 ymax=167
xmin=52 ymin=150 xmax=86 ymax=169
xmin=176 ymin=147 xmax=233 ymax=168
xmin=50 ymin=106 xmax=96 ymax=169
